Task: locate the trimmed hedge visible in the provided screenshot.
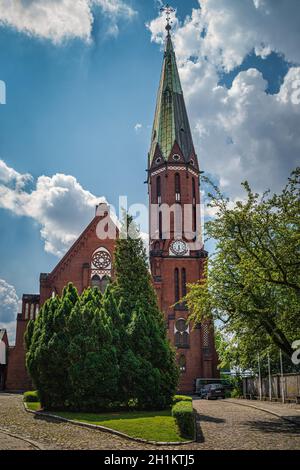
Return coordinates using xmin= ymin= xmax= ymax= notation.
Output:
xmin=172 ymin=395 xmax=192 ymax=405
xmin=172 ymin=400 xmax=195 ymax=439
xmin=23 ymin=391 xmax=39 ymax=403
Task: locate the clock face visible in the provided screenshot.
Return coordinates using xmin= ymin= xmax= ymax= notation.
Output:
xmin=170 ymin=239 xmax=188 ymax=256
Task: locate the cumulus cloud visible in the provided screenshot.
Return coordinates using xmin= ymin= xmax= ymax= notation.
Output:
xmin=0 ymin=279 xmax=19 ymax=324
xmin=0 ymin=159 xmax=106 ymax=256
xmin=147 ymin=0 xmax=300 ymax=200
xmin=0 ymin=0 xmax=137 ymax=44
xmin=148 ymin=0 xmax=300 ymax=70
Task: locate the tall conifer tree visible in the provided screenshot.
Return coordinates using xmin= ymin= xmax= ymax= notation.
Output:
xmin=113 ymin=214 xmax=179 ymax=408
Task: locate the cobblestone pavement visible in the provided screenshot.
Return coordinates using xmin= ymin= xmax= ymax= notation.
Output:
xmin=0 ymin=430 xmax=37 ymax=450
xmin=228 ymin=398 xmax=300 ymax=425
xmin=192 ymin=397 xmax=300 ymax=450
xmin=1 ymin=393 xmax=300 ymax=450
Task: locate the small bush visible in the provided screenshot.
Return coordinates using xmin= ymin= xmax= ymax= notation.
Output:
xmin=231 ymin=389 xmax=241 ymax=398
xmin=172 ymin=400 xmax=195 ymax=439
xmin=172 ymin=395 xmax=192 ymax=405
xmin=23 ymin=391 xmax=39 ymax=403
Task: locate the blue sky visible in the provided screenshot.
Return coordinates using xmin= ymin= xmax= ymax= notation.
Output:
xmin=0 ymin=0 xmax=299 ymax=339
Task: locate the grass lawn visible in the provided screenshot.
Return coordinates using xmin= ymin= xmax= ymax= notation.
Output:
xmin=25 ymin=403 xmax=188 ymax=442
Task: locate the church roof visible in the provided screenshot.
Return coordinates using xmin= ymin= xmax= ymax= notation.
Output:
xmin=149 ymin=32 xmax=195 ymax=164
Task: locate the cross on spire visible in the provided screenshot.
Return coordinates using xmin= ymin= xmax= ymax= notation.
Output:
xmin=160 ymin=3 xmax=175 ymax=34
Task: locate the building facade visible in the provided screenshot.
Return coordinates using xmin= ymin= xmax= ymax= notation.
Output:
xmin=5 ymin=29 xmax=218 ymax=393
xmin=5 ymin=209 xmax=118 ymax=391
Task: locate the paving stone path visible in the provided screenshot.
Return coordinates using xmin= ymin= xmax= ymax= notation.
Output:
xmin=0 ymin=393 xmax=300 ymax=450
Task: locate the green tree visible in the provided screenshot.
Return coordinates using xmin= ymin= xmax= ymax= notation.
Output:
xmin=26 ymin=284 xmax=78 ymax=409
xmin=113 ymin=214 xmax=179 ymax=409
xmin=26 ymin=284 xmax=119 ymax=410
xmin=185 ymin=168 xmax=300 ymax=364
xmin=67 ymin=288 xmax=119 ymax=411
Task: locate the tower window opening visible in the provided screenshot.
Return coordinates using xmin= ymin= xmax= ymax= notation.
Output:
xmin=159 ymin=211 xmax=163 ymax=239
xmin=24 ymin=303 xmax=29 ymax=320
xmin=181 ymin=268 xmax=187 ymax=298
xmin=156 ymin=176 xmax=161 ymax=204
xmin=192 ymin=178 xmax=196 ymax=203
xmin=192 ymin=178 xmax=197 ymax=232
xmin=174 ymin=268 xmax=180 ymax=303
xmin=175 ymin=173 xmax=181 ymax=202
xmin=192 ymin=205 xmax=197 ymax=233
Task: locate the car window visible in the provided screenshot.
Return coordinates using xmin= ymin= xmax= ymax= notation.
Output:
xmin=211 ymin=384 xmax=223 ymax=389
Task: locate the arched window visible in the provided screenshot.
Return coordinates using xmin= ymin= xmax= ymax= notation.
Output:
xmin=192 ymin=206 xmax=197 ymax=233
xmin=154 ymin=241 xmax=160 ymax=251
xmin=174 ymin=318 xmax=189 ymax=348
xmin=192 ymin=178 xmax=196 ymax=203
xmin=179 ymin=354 xmax=186 ymax=373
xmin=156 ymin=176 xmax=161 ymax=204
xmin=100 ymin=275 xmax=110 ymax=294
xmin=192 ymin=178 xmax=197 ymax=232
xmin=202 ymin=323 xmax=210 ymax=348
xmin=175 ymin=173 xmax=181 ymax=202
xmin=91 ymin=274 xmax=101 ymax=289
xmin=24 ymin=303 xmax=29 ymax=320
xmin=174 ymin=268 xmax=180 ymax=303
xmin=159 ymin=211 xmax=163 ymax=239
xmin=30 ymin=304 xmax=35 ymax=320
xmin=181 ymin=268 xmax=187 ymax=298
xmin=91 ymin=247 xmax=112 ymax=290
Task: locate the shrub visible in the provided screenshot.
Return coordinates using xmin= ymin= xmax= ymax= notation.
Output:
xmin=23 ymin=391 xmax=39 ymax=403
xmin=172 ymin=400 xmax=195 ymax=439
xmin=26 ymin=284 xmax=119 ymax=411
xmin=172 ymin=395 xmax=192 ymax=405
xmin=231 ymin=389 xmax=241 ymax=398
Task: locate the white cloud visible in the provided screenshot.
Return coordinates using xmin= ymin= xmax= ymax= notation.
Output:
xmin=147 ymin=1 xmax=300 ymax=200
xmin=0 ymin=160 xmax=106 ymax=256
xmin=148 ymin=0 xmax=300 ymax=71
xmin=134 ymin=123 xmax=142 ymax=132
xmin=146 ymin=7 xmax=179 ymax=46
xmin=0 ymin=279 xmax=19 ymax=325
xmin=0 ymin=0 xmax=137 ymax=44
xmin=0 ymin=159 xmax=32 ymax=189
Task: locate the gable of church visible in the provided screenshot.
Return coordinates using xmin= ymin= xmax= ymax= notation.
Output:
xmin=39 ymin=211 xmax=118 ymax=304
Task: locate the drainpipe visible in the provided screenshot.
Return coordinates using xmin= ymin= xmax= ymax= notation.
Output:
xmin=258 ymin=353 xmax=262 ymax=401
xmin=268 ymin=351 xmax=272 ymax=401
xmin=280 ymin=349 xmax=285 ymax=404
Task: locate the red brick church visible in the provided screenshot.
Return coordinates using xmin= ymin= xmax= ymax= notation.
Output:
xmin=4 ymin=26 xmax=218 ymax=393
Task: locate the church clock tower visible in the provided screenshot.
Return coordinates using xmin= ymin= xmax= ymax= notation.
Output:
xmin=148 ymin=15 xmax=219 ymax=392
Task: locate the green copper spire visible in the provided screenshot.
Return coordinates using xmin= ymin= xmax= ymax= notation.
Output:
xmin=149 ymin=30 xmax=195 ymax=164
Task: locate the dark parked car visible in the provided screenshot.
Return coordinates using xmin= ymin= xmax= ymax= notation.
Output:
xmin=199 ymin=384 xmax=211 ymax=399
xmin=199 ymin=383 xmax=225 ymax=399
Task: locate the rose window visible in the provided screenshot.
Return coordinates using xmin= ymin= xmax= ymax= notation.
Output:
xmin=92 ymin=251 xmax=111 ymax=269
